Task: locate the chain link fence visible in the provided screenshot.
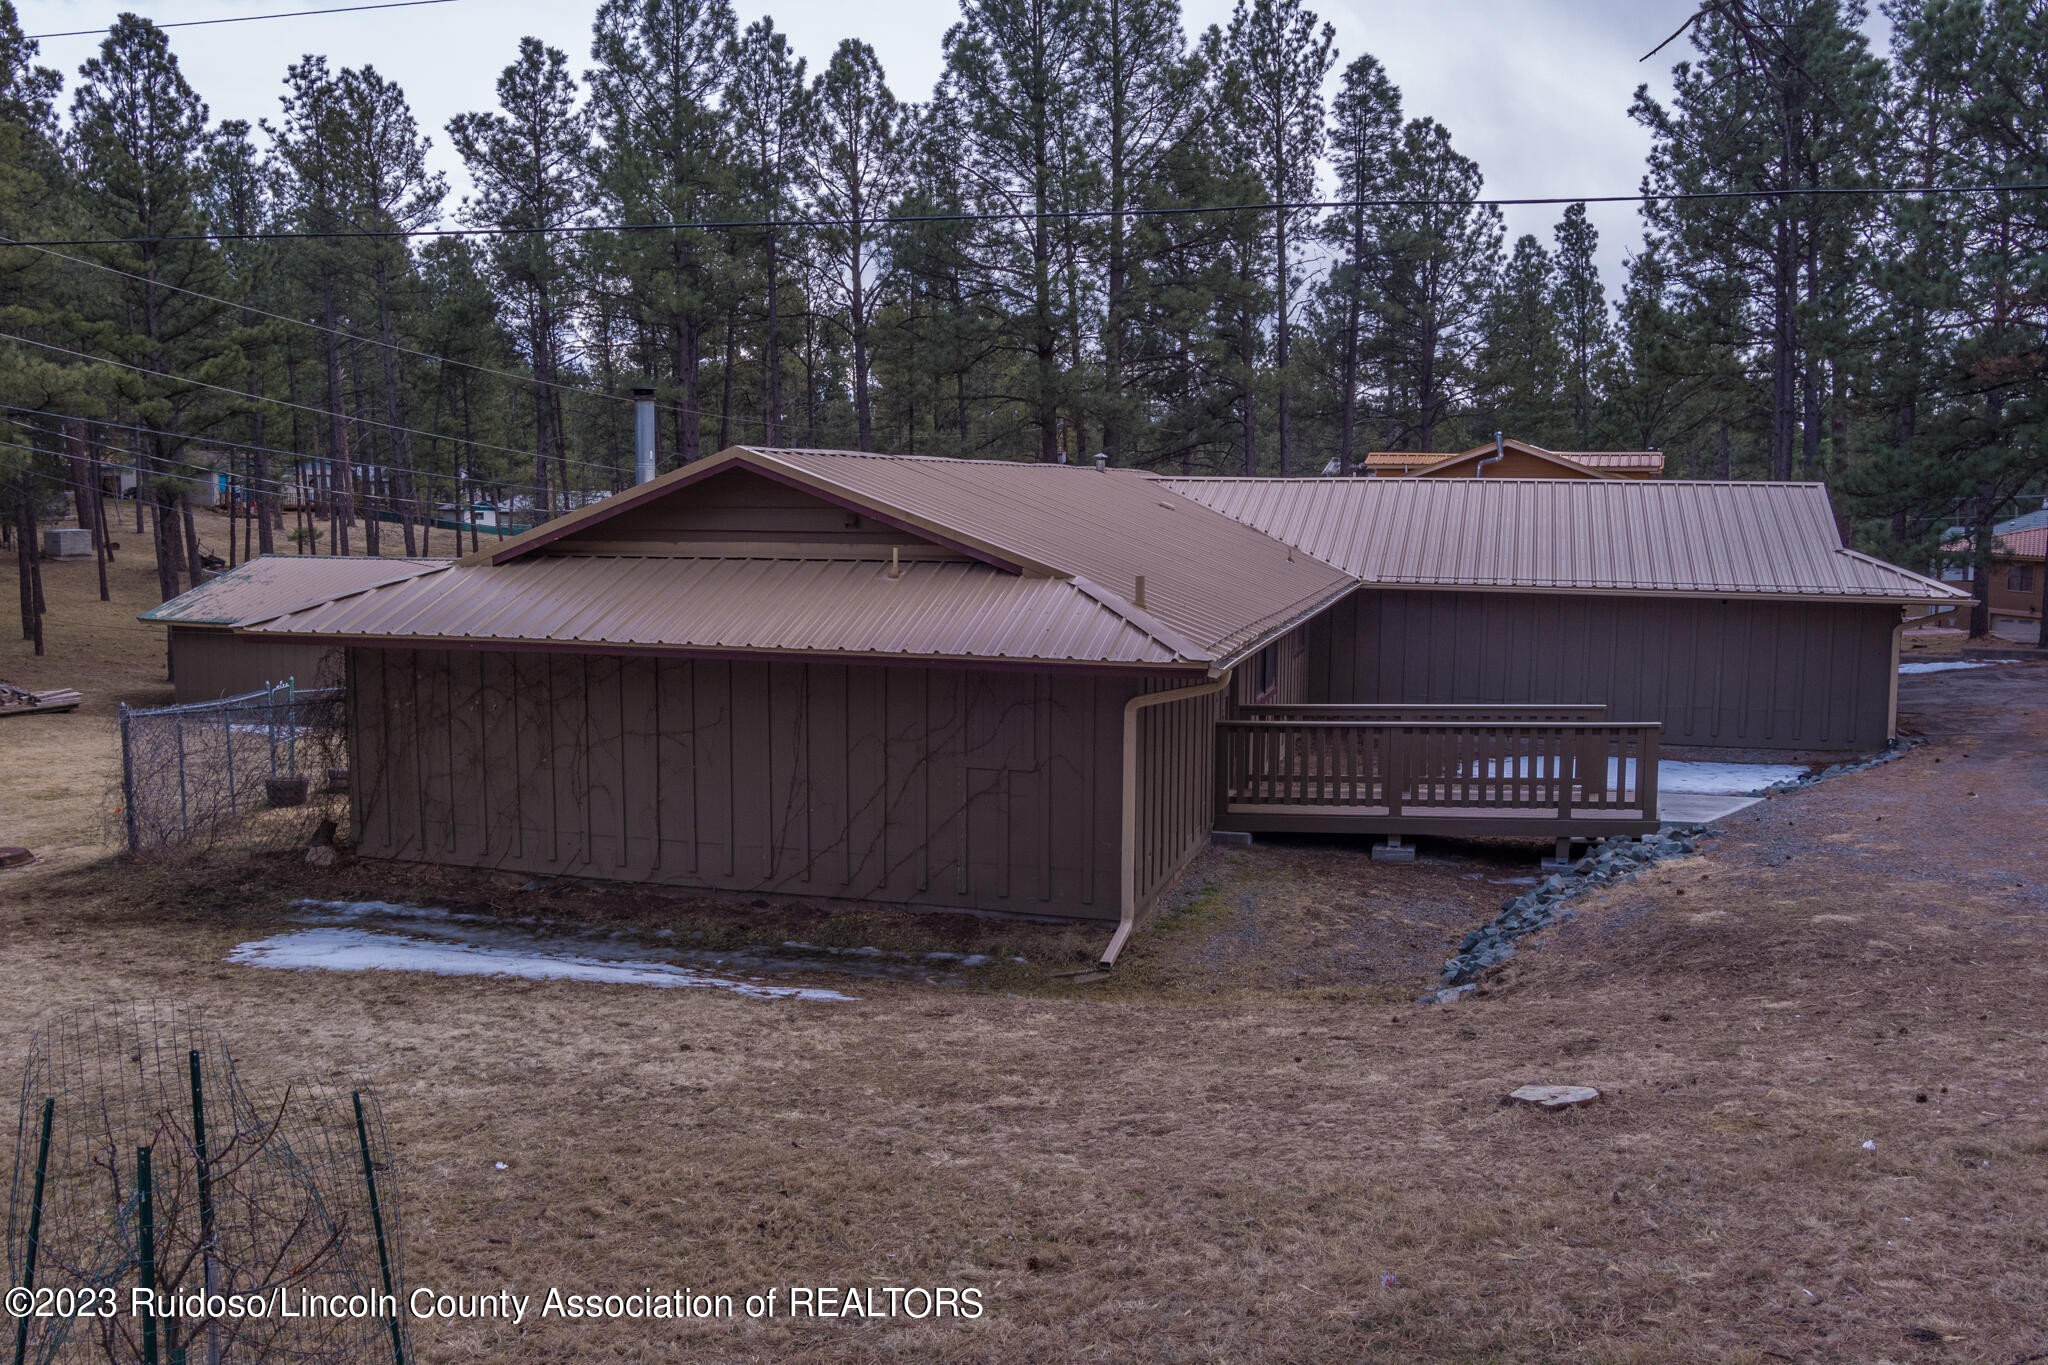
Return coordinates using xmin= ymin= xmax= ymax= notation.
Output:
xmin=115 ymin=683 xmax=348 ymax=856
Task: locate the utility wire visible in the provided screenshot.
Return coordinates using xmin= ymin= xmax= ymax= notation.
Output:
xmin=4 ymin=236 xmax=633 ymax=406
xmin=26 ymin=0 xmax=463 ymax=41
xmin=0 ymin=407 xmax=623 ymax=503
xmin=0 ymin=328 xmax=596 ymax=466
xmin=2 ymin=183 xmax=2040 ymax=248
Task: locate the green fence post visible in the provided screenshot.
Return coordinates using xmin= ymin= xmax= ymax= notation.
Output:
xmin=138 ymin=1146 xmax=159 ymax=1365
xmin=353 ymin=1093 xmax=404 ymax=1365
xmin=11 ymin=1098 xmax=53 ymax=1365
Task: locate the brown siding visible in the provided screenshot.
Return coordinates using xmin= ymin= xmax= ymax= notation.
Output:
xmin=1227 ymin=622 xmax=1310 ymax=713
xmin=1307 ymin=589 xmax=1898 ymax=752
xmin=554 ymin=466 xmax=936 ymax=551
xmin=349 ymin=648 xmax=1140 ymax=921
xmin=1984 ymin=557 xmax=2042 ymax=621
xmin=169 ymin=626 xmax=342 ymax=702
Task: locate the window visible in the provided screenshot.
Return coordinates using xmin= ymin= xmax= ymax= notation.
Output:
xmin=1256 ymin=645 xmax=1277 ymax=700
xmin=2010 ymin=563 xmax=2036 ymax=593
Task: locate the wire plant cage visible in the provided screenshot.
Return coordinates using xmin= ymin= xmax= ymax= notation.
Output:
xmin=6 ymin=1003 xmax=407 ymax=1365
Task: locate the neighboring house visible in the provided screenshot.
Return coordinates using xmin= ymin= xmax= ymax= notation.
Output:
xmin=1940 ymin=525 xmax=2046 ymax=628
xmin=141 ymin=555 xmax=444 ymax=701
xmin=227 ymin=448 xmax=1962 ymax=926
xmin=1362 ymin=439 xmax=1665 ymax=480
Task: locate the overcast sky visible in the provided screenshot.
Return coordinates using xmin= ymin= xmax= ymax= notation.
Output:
xmin=16 ymin=0 xmax=1869 ymax=293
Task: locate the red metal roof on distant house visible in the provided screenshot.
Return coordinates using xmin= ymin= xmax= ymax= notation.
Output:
xmin=1159 ymin=476 xmax=1966 ymax=603
xmin=1942 ymin=526 xmax=2047 ymax=561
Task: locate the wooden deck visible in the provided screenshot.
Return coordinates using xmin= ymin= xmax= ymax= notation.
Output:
xmin=1215 ymin=710 xmax=1661 ymax=838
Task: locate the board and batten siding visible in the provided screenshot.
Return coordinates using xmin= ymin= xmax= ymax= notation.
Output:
xmin=348 ymin=647 xmax=1176 ymax=921
xmin=169 ymin=626 xmax=341 ymax=702
xmin=1307 ymin=589 xmax=1898 ymax=752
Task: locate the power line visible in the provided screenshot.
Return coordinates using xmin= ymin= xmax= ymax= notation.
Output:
xmin=5 ymin=236 xmax=632 ymax=407
xmin=26 ymin=0 xmax=464 ymax=41
xmin=2 ymin=183 xmax=2041 ymax=249
xmin=0 ymin=328 xmax=567 ymax=465
xmin=0 ymin=413 xmax=592 ymax=507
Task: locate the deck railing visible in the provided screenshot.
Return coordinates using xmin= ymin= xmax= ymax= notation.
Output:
xmin=1240 ymin=703 xmax=1609 ymax=724
xmin=1215 ymin=718 xmax=1660 ymax=824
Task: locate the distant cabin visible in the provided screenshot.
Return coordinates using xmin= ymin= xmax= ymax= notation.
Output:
xmin=1941 ymin=525 xmax=2045 ymax=630
xmin=1364 ymin=439 xmax=1664 ymax=480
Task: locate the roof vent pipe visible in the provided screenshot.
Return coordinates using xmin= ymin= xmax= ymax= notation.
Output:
xmin=1094 ymin=452 xmax=1108 ymax=471
xmin=1134 ymin=574 xmax=1147 ymax=609
xmin=1477 ymin=430 xmax=1505 ymax=479
xmin=632 ymin=387 xmax=658 ymax=483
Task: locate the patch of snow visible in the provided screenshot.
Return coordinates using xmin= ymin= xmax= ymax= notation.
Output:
xmin=1899 ymin=659 xmax=2014 ymax=674
xmin=230 ymin=927 xmax=855 ymax=1000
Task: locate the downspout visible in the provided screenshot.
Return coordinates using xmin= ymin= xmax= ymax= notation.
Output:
xmin=1475 ymin=430 xmax=1505 ymax=478
xmin=1889 ymin=602 xmax=1960 ymax=743
xmin=1101 ymin=668 xmax=1235 ymax=970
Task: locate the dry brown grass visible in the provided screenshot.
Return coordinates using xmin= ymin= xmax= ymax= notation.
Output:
xmin=4 ymin=536 xmax=2047 ymax=1362
xmin=0 ymin=506 xmax=432 ymax=870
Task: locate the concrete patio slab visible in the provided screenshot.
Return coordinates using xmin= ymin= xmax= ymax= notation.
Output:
xmin=1661 ymin=793 xmax=1764 ymax=824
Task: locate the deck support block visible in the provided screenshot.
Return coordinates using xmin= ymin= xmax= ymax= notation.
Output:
xmin=1540 ymin=836 xmax=1578 ymax=872
xmin=1209 ymin=830 xmax=1253 ymax=847
xmin=1370 ymin=835 xmax=1416 ymax=863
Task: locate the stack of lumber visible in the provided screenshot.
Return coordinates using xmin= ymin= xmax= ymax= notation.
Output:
xmin=0 ymin=681 xmax=82 ymax=716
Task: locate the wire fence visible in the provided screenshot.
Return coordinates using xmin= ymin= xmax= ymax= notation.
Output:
xmin=115 ymin=683 xmax=348 ymax=856
xmin=6 ymin=1001 xmax=408 ymax=1365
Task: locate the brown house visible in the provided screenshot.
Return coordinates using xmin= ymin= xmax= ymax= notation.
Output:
xmin=140 ymin=555 xmax=443 ymax=701
xmin=1943 ymin=525 xmax=2045 ymax=630
xmin=230 ymin=449 xmax=1962 ymax=933
xmin=1364 ymin=438 xmax=1665 ymax=480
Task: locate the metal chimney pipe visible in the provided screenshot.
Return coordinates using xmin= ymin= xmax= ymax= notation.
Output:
xmin=632 ymin=387 xmax=657 ymax=483
xmin=1094 ymin=452 xmax=1108 ymax=471
xmin=1477 ymin=430 xmax=1506 ymax=478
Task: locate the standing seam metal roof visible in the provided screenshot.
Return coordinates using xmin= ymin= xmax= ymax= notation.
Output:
xmin=1159 ymin=476 xmax=1967 ymax=602
xmin=137 ymin=554 xmax=445 ymax=626
xmin=240 ymin=556 xmax=1200 ymax=667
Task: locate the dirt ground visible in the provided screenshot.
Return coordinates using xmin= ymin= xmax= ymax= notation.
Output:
xmin=4 ymin=530 xmax=2048 ymax=1361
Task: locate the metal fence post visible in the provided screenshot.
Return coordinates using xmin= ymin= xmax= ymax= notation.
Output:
xmin=353 ymin=1092 xmax=405 ymax=1365
xmin=119 ymin=703 xmax=138 ymax=852
xmin=174 ymin=716 xmax=189 ymax=842
xmin=286 ymin=677 xmax=298 ymax=779
xmin=222 ymin=703 xmax=236 ymax=815
xmin=11 ymin=1098 xmax=53 ymax=1365
xmin=138 ymin=1145 xmax=160 ymax=1365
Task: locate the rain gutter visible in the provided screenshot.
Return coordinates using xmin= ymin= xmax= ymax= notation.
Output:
xmin=1100 ymin=667 xmax=1235 ymax=970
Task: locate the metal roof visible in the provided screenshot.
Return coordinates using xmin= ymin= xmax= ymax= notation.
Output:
xmin=1945 ymin=525 xmax=2047 ymax=561
xmin=1159 ymin=476 xmax=1968 ymax=603
xmin=240 ymin=555 xmax=1205 ymax=668
xmin=474 ymin=446 xmax=1357 ymax=664
xmin=138 ymin=554 xmax=444 ymax=626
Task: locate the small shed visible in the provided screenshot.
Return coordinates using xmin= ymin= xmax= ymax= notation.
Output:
xmin=1163 ymin=476 xmax=1968 ymax=753
xmin=1365 ymin=439 xmax=1665 ymax=480
xmin=141 ymin=555 xmax=443 ymax=701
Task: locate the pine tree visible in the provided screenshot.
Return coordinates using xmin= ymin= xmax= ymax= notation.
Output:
xmin=809 ymin=40 xmax=907 ymax=453
xmin=1475 ymin=234 xmax=1565 ymax=443
xmin=728 ymin=19 xmax=812 ymax=447
xmin=943 ymin=0 xmax=1087 ymax=462
xmin=1219 ymin=0 xmax=1334 ymax=475
xmin=449 ymin=38 xmax=589 ymax=523
xmin=70 ymin=15 xmax=228 ymax=594
xmin=1322 ymin=53 xmax=1401 ymax=473
xmin=587 ymin=0 xmax=737 ymax=467
xmin=1552 ymin=202 xmax=1615 ymax=446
